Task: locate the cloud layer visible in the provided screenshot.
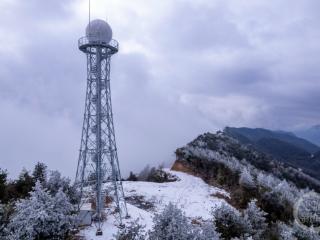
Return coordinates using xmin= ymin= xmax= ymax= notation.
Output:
xmin=0 ymin=0 xmax=320 ymax=177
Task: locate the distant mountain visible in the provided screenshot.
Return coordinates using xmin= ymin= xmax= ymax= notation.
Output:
xmin=224 ymin=127 xmax=320 ymax=153
xmin=295 ymin=125 xmax=320 ymax=146
xmin=223 ymin=127 xmax=320 ymax=180
xmin=173 ymin=131 xmax=320 ymax=193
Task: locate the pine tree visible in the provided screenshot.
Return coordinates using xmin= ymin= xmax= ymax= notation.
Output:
xmin=213 ymin=203 xmax=250 ymax=239
xmin=127 ymin=172 xmax=138 ymax=181
xmin=292 ymin=222 xmax=320 ymax=240
xmin=7 ymin=181 xmax=74 ymax=239
xmin=46 ymin=170 xmax=79 ymax=204
xmin=243 ymin=199 xmax=268 ymax=239
xmin=195 ymin=222 xmax=220 ymax=240
xmin=148 ymin=202 xmax=194 ymax=240
xmin=50 ymin=188 xmax=75 ymax=236
xmin=46 ymin=170 xmax=70 ymax=194
xmin=239 ymin=168 xmax=255 ymax=189
xmin=14 ymin=169 xmax=34 ymax=199
xmin=277 ymin=222 xmax=295 ymax=240
xmin=0 ymin=203 xmax=5 ymax=234
xmin=32 ymin=162 xmax=47 ymax=184
xmin=0 ymin=169 xmax=7 ymax=201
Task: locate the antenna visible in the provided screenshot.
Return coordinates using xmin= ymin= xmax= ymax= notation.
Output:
xmin=88 ymin=0 xmax=91 ymax=32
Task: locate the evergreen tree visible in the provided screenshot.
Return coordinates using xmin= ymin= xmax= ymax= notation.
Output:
xmin=277 ymin=222 xmax=295 ymax=240
xmin=32 ymin=162 xmax=47 ymax=184
xmin=127 ymin=172 xmax=138 ymax=181
xmin=195 ymin=222 xmax=220 ymax=240
xmin=50 ymin=188 xmax=75 ymax=236
xmin=148 ymin=202 xmax=195 ymax=240
xmin=114 ymin=219 xmax=146 ymax=240
xmin=0 ymin=203 xmax=5 ymax=235
xmin=243 ymin=199 xmax=268 ymax=239
xmin=293 ymin=222 xmax=320 ymax=240
xmin=7 ymin=181 xmax=74 ymax=239
xmin=213 ymin=203 xmax=250 ymax=239
xmin=239 ymin=168 xmax=255 ymax=189
xmin=46 ymin=170 xmax=79 ymax=204
xmin=14 ymin=169 xmax=34 ymax=199
xmin=0 ymin=169 xmax=7 ymax=201
xmin=46 ymin=170 xmax=70 ymax=194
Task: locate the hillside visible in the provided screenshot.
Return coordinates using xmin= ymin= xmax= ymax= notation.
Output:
xmin=224 ymin=127 xmax=320 ymax=180
xmin=78 ymin=131 xmax=320 ymax=239
xmin=79 ymin=170 xmax=228 ymax=239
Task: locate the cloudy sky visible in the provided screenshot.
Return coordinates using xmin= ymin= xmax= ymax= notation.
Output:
xmin=0 ymin=0 xmax=320 ymax=178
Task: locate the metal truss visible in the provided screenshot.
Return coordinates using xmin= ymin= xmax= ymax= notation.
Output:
xmin=75 ymin=41 xmax=128 ymax=233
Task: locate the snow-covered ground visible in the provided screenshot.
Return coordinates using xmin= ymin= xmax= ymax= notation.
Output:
xmin=80 ymin=169 xmax=228 ymax=240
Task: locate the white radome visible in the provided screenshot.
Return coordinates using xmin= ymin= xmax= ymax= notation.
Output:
xmin=86 ymin=19 xmax=113 ymax=43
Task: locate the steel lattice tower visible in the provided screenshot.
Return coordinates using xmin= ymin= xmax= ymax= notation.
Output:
xmin=75 ymin=19 xmax=128 ymax=235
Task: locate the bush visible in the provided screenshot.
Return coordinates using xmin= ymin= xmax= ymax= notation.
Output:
xmin=260 ymin=191 xmax=293 ymax=223
xmin=148 ymin=203 xmax=195 ymax=240
xmin=127 ymin=172 xmax=138 ymax=181
xmin=7 ymin=182 xmax=75 ymax=239
xmin=243 ymin=199 xmax=268 ymax=239
xmin=194 ymin=222 xmax=220 ymax=240
xmin=137 ymin=165 xmax=178 ymax=183
xmin=114 ymin=219 xmax=146 ymax=240
xmin=213 ymin=203 xmax=250 ymax=239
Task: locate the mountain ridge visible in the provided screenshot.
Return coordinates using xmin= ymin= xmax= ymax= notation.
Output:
xmin=224 ymin=127 xmax=320 ymax=180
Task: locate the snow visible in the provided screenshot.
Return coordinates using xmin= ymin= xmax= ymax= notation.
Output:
xmin=79 ymin=169 xmax=228 ymax=240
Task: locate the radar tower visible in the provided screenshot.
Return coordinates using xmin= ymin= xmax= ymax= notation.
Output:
xmin=75 ymin=18 xmax=128 ymax=235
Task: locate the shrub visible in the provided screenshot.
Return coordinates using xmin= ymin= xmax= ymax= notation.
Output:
xmin=114 ymin=219 xmax=146 ymax=240
xmin=7 ymin=182 xmax=74 ymax=239
xmin=213 ymin=203 xmax=250 ymax=239
xmin=148 ymin=203 xmax=195 ymax=240
xmin=243 ymin=199 xmax=268 ymax=239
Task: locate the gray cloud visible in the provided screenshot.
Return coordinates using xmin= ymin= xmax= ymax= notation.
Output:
xmin=1 ymin=0 xmax=320 ymax=178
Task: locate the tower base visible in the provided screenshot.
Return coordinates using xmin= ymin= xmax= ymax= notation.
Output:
xmin=96 ymin=229 xmax=103 ymax=236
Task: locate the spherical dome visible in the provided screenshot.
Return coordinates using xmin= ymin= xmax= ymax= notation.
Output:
xmin=86 ymin=19 xmax=112 ymax=44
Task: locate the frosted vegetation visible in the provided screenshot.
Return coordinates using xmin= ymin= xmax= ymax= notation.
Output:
xmin=173 ymin=132 xmax=320 ymax=239
xmin=0 ymin=163 xmax=78 ymax=239
xmin=115 ymin=203 xmax=221 ymax=240
xmin=1 ymin=131 xmax=320 ymax=239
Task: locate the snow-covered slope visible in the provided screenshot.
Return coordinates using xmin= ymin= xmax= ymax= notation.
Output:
xmin=80 ymin=170 xmax=228 ymax=240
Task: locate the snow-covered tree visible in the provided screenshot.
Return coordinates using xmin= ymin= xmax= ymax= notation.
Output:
xmin=0 ymin=203 xmax=5 ymax=235
xmin=51 ymin=188 xmax=75 ymax=235
xmin=243 ymin=199 xmax=268 ymax=239
xmin=194 ymin=222 xmax=220 ymax=240
xmin=46 ymin=170 xmax=79 ymax=204
xmin=46 ymin=170 xmax=70 ymax=194
xmin=277 ymin=222 xmax=295 ymax=240
xmin=273 ymin=180 xmax=298 ymax=204
xmin=213 ymin=203 xmax=250 ymax=239
xmin=256 ymin=172 xmax=279 ymax=189
xmin=32 ymin=162 xmax=47 ymax=184
xmin=292 ymin=222 xmax=320 ymax=240
xmin=239 ymin=168 xmax=255 ymax=189
xmin=295 ymin=192 xmax=320 ymax=229
xmin=7 ymin=181 xmax=74 ymax=239
xmin=114 ymin=219 xmax=146 ymax=240
xmin=148 ymin=202 xmax=195 ymax=240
